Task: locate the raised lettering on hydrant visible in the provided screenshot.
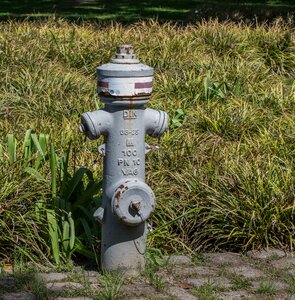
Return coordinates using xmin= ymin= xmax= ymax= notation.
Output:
xmin=79 ymin=45 xmax=168 ymax=274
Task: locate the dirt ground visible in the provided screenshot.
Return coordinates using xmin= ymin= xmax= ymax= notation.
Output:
xmin=0 ymin=249 xmax=294 ymax=300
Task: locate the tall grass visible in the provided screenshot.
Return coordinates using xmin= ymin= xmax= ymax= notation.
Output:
xmin=0 ymin=17 xmax=294 ymax=264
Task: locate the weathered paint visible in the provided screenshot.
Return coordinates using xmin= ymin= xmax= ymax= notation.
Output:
xmin=80 ymin=45 xmax=168 ymax=274
xmin=98 ymin=76 xmax=153 ymax=97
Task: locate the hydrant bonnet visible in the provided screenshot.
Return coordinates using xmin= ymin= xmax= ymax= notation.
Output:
xmin=97 ymin=45 xmax=154 ymax=104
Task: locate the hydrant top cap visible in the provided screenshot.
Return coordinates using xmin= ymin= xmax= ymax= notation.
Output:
xmin=97 ymin=45 xmax=153 ymax=77
xmin=117 ymin=44 xmax=134 ymax=54
xmin=111 ymin=44 xmax=139 ymax=64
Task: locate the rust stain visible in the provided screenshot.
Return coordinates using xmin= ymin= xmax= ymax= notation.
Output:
xmin=114 ymin=183 xmax=128 ymax=205
xmin=114 ymin=190 xmax=121 ymax=203
xmin=134 ymin=92 xmax=151 ymax=96
xmin=99 ymin=90 xmax=111 ymax=96
xmin=122 ymin=185 xmax=129 ymax=194
xmin=99 ymin=92 xmax=151 ymax=100
xmin=98 ymin=81 xmax=109 ymax=88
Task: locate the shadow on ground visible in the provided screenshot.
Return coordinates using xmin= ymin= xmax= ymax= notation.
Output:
xmin=0 ymin=0 xmax=295 ymax=23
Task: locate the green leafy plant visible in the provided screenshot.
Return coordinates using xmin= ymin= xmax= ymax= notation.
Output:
xmin=37 ymin=143 xmax=102 ymax=265
xmin=0 ymin=130 xmax=101 ymax=266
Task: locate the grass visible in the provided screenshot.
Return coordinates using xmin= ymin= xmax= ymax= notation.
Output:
xmin=145 ymin=268 xmax=166 ymax=292
xmin=257 ymin=282 xmax=277 ymax=295
xmin=253 ymin=258 xmax=295 ymax=295
xmin=231 ymin=276 xmax=252 ymax=289
xmin=192 ymin=282 xmax=218 ymax=300
xmin=0 ymin=17 xmax=295 ymax=266
xmin=192 ymin=252 xmax=205 ymax=265
xmin=97 ymin=272 xmax=124 ymax=300
xmin=0 ymin=269 xmax=48 ymax=299
xmin=289 ymin=275 xmax=295 ymax=294
xmin=144 ymin=248 xmax=166 ymax=292
xmin=1 ymin=267 xmax=124 ymax=299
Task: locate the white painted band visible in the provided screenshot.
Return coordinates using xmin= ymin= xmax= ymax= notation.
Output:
xmin=98 ymin=76 xmax=153 ymax=97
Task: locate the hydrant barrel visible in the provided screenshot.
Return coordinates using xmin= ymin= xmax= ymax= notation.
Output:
xmin=80 ymin=45 xmax=168 ymax=274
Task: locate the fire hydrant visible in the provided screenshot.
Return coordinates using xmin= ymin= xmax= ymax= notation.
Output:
xmin=79 ymin=45 xmax=168 ymax=273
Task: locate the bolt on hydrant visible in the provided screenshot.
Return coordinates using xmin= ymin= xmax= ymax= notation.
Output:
xmin=79 ymin=45 xmax=168 ymax=274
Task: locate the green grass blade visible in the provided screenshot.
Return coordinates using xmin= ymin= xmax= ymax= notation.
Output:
xmin=49 ymin=29 xmax=59 ymax=47
xmin=31 ymin=133 xmax=45 ymax=161
xmin=7 ymin=134 xmax=16 ymax=164
xmin=77 ymin=217 xmax=93 ymax=246
xmin=50 ymin=143 xmax=57 ymax=204
xmin=72 ymin=180 xmax=101 ymax=208
xmin=62 ymin=219 xmax=70 ymax=253
xmin=68 ymin=212 xmax=75 ymax=250
xmin=204 ymin=71 xmax=211 ymax=100
xmin=60 ymin=143 xmax=71 ymax=194
xmin=46 ymin=209 xmax=60 ymax=265
xmin=24 ymin=167 xmax=47 ymax=182
xmin=34 ymin=133 xmax=49 ymax=169
xmin=35 ymin=199 xmax=45 ymax=223
xmin=0 ymin=143 xmax=3 ymax=163
xmin=75 ymin=238 xmax=96 ymax=259
xmin=151 ymin=206 xmax=198 ymax=235
xmin=63 ymin=167 xmax=87 ymax=202
xmin=22 ymin=129 xmax=33 ymax=160
xmin=38 ymin=133 xmax=49 ymax=153
xmin=75 ymin=204 xmax=93 ymax=219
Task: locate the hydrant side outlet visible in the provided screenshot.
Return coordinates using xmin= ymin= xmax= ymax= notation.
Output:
xmin=80 ymin=110 xmax=112 ymax=140
xmin=145 ymin=108 xmax=169 ymax=138
xmin=80 ymin=45 xmax=168 ymax=274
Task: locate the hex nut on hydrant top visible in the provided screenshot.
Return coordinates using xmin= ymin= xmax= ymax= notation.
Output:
xmin=79 ymin=45 xmax=168 ymax=274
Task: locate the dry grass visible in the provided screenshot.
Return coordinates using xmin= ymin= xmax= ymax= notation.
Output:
xmin=0 ymin=17 xmax=294 ymax=264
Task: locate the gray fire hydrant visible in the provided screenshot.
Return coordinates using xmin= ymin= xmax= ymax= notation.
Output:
xmin=79 ymin=45 xmax=168 ymax=274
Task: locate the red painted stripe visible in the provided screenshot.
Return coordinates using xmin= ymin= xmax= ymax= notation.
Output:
xmin=98 ymin=81 xmax=109 ymax=88
xmin=135 ymin=82 xmax=152 ymax=89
